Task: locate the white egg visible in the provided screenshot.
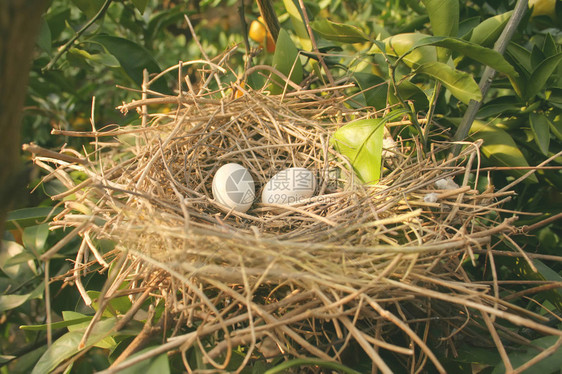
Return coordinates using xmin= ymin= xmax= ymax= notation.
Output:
xmin=261 ymin=167 xmax=316 ymax=205
xmin=212 ymin=163 xmax=255 ymax=213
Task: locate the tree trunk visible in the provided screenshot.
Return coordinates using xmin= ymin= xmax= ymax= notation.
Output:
xmin=0 ymin=0 xmax=49 ymax=236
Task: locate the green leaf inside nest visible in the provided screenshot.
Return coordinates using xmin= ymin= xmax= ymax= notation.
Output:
xmin=331 ymin=110 xmax=408 ymax=184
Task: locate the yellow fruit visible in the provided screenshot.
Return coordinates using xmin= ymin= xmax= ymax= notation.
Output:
xmin=529 ymin=0 xmax=556 ymax=18
xmin=233 ymin=81 xmax=245 ymax=99
xmin=249 ymin=16 xmax=276 ymax=53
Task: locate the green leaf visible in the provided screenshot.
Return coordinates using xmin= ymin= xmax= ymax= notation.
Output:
xmin=21 ymin=316 xmax=92 ymax=331
xmin=5 ymin=207 xmax=63 ymax=230
xmin=31 ymin=331 xmax=83 ymax=374
xmin=31 ymin=318 xmax=117 ymax=374
xmin=282 ymin=0 xmax=312 ymax=50
xmin=0 ymin=284 xmax=44 ymax=312
xmin=68 ymin=48 xmax=120 ymax=68
xmin=548 ymin=114 xmax=562 ymax=141
xmin=118 ymin=349 xmax=171 ymax=374
xmin=507 ymin=257 xmax=562 ymax=311
xmin=0 ymin=241 xmax=38 ymax=280
xmin=0 ymin=294 xmax=30 ymax=313
xmin=468 ymin=11 xmax=512 ymax=48
xmin=505 ymin=42 xmax=532 ymax=98
xmin=492 ymin=336 xmax=562 ymax=374
xmin=543 ymin=33 xmax=558 ymax=58
xmin=458 ymin=16 xmax=482 ymax=39
xmin=422 ymin=0 xmax=459 ymax=37
xmin=146 ymin=8 xmax=186 ymax=45
xmin=70 ymin=0 xmax=105 ymax=19
xmin=477 ymin=102 xmax=521 ymax=119
xmin=269 ymin=28 xmax=303 ymax=94
xmin=23 ymin=224 xmax=50 ymax=254
xmin=331 ymin=111 xmax=407 ymax=183
xmin=310 ymin=19 xmax=369 ymax=44
xmin=332 ymin=119 xmax=385 ymax=183
xmin=4 ymin=251 xmax=36 ymax=269
xmin=90 ymin=35 xmax=166 ymax=92
xmin=422 ymin=0 xmax=458 ymax=61
xmin=65 ymin=312 xmax=116 ymax=349
xmin=36 ymin=18 xmax=52 ymax=55
xmin=506 ymin=42 xmax=533 ymax=76
xmin=529 ymin=113 xmax=552 ymax=156
xmin=265 ymin=358 xmax=361 ymax=374
xmin=352 ymin=73 xmax=388 ymax=109
xmin=369 ymin=33 xmax=437 ymax=68
xmin=131 ymin=0 xmax=148 ymax=14
xmin=469 ymin=120 xmax=538 ymax=183
xmin=416 ymin=61 xmax=482 ymax=104
xmin=87 ymin=291 xmax=133 ymax=317
xmin=0 ymin=355 xmax=16 ymax=364
xmin=454 ymin=345 xmax=500 ymax=365
xmin=410 ymin=36 xmax=518 ymax=77
xmin=388 ymin=80 xmax=429 ymax=112
xmin=531 ymin=45 xmax=547 ymax=71
xmin=526 ymin=52 xmax=562 ymax=99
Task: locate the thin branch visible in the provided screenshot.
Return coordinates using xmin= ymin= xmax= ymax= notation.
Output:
xmin=452 ymin=0 xmax=529 ymax=156
xmin=43 ymin=0 xmax=113 ymax=72
xmin=297 ymin=0 xmax=335 ymax=86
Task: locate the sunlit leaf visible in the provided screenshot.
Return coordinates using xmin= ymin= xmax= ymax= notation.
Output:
xmin=31 ymin=318 xmax=117 ymax=374
xmin=87 ymin=291 xmax=133 ymax=317
xmin=416 ymin=61 xmax=482 ymax=104
xmin=422 ymin=0 xmax=459 ymax=37
xmin=469 ymin=120 xmax=538 ymax=183
xmin=282 ymin=0 xmax=312 ymax=50
xmin=468 ymin=11 xmax=512 ymax=48
xmin=332 ymin=119 xmax=385 ymax=183
xmin=68 ymin=48 xmax=120 ymax=67
xmin=331 ymin=111 xmax=407 ymax=183
xmin=529 ymin=113 xmax=551 ymax=156
xmin=310 ymin=19 xmax=370 ymax=43
xmin=422 ymin=0 xmax=459 ymax=61
xmin=410 ymin=36 xmax=518 ymax=77
xmin=369 ymin=33 xmax=437 ymax=68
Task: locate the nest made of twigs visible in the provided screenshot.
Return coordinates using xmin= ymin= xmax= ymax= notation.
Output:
xmin=29 ymin=58 xmax=562 ymax=373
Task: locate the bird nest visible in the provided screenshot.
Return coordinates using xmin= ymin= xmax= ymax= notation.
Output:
xmin=27 ymin=59 xmax=561 ymax=373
